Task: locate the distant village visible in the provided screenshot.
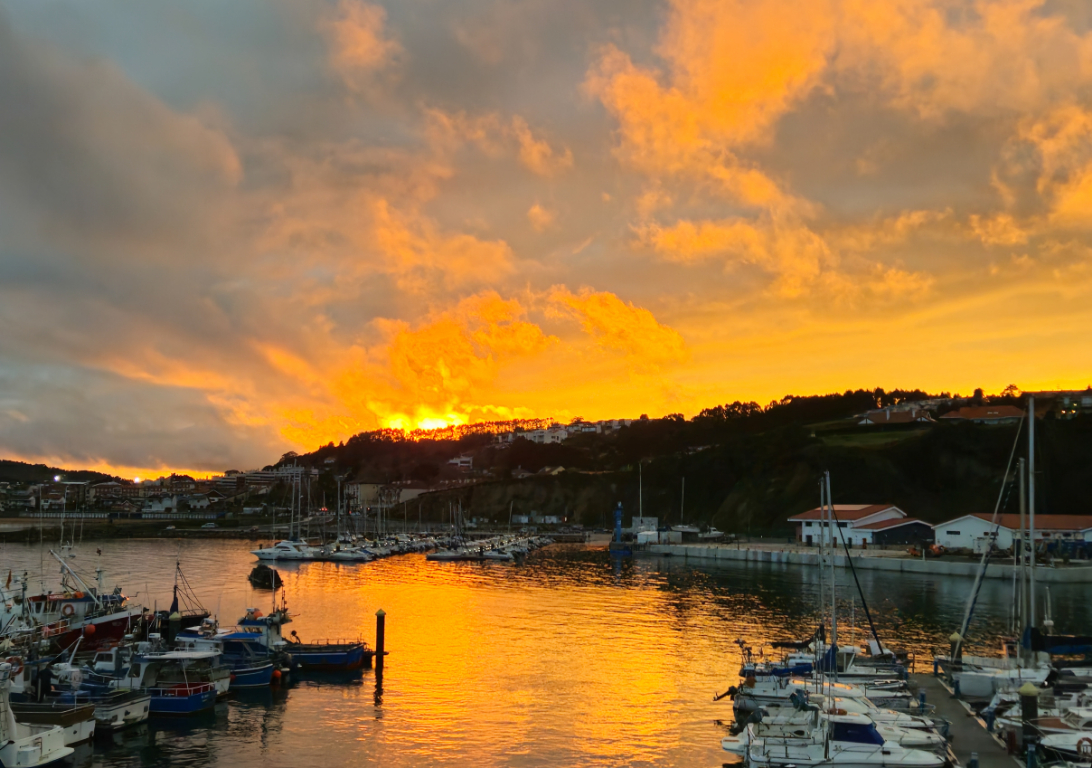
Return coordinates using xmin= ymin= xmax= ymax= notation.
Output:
xmin=0 ymin=417 xmax=639 ymax=524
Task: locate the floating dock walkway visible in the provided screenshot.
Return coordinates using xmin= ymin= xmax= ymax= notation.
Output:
xmin=909 ymin=674 xmax=1015 ymax=768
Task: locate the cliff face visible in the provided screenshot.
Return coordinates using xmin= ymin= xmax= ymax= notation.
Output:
xmin=408 ymin=418 xmax=1092 ymax=532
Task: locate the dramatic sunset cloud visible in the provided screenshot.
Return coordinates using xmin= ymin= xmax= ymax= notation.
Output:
xmin=2 ymin=0 xmax=1092 ymax=476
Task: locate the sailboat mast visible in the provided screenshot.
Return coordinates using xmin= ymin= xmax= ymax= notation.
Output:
xmin=1018 ymin=458 xmax=1027 ymax=635
xmin=1028 ymin=395 xmax=1036 ymax=630
xmin=826 ymin=471 xmax=838 ymax=683
xmin=680 ymin=477 xmax=685 ymax=523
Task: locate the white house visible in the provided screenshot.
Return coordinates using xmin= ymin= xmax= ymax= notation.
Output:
xmin=447 ymin=454 xmax=473 ymax=470
xmin=788 ymin=504 xmax=907 ymax=546
xmin=932 ymin=513 xmax=1092 ymax=552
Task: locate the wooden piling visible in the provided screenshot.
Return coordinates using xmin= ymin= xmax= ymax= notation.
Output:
xmin=375 ymin=608 xmax=386 ymax=678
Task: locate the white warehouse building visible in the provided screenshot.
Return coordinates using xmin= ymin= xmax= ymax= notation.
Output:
xmin=932 ymin=513 xmax=1092 ymax=552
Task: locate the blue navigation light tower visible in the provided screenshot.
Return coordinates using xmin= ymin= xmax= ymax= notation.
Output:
xmin=614 ymin=502 xmax=624 ymax=543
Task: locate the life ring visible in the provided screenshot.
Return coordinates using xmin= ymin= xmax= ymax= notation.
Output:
xmin=62 ymin=604 xmax=76 ymax=617
xmin=6 ymin=656 xmax=23 ymax=675
xmin=1077 ymin=737 xmax=1092 ymax=758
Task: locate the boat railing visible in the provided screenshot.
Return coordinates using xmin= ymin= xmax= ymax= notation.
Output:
xmin=144 ymin=682 xmax=215 ymax=697
xmin=289 ymin=638 xmax=364 ymax=648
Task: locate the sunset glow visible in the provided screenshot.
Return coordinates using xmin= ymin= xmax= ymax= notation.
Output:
xmin=2 ymin=0 xmax=1092 ymax=476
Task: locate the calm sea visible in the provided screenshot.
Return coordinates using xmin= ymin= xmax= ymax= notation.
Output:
xmin=1 ymin=539 xmax=1088 ymax=768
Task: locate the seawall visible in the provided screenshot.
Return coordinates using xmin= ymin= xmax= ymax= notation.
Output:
xmin=647 ymin=543 xmax=1092 ymax=582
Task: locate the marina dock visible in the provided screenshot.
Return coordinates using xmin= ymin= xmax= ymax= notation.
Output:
xmin=909 ymin=674 xmax=1014 ymax=768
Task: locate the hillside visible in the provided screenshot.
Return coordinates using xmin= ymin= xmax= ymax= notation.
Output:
xmin=283 ymin=388 xmax=1092 ymax=530
xmin=0 ymin=459 xmax=113 ymax=485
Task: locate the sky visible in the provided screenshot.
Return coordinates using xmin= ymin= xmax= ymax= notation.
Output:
xmin=2 ymin=0 xmax=1092 ymax=478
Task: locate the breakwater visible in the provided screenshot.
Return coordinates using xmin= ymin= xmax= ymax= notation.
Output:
xmin=648 ymin=543 xmax=1092 ymax=582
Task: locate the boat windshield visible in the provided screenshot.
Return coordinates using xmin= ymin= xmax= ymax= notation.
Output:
xmin=831 ymin=722 xmax=885 ymax=745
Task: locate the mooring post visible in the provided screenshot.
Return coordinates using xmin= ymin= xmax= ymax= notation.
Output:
xmin=375 ymin=608 xmax=386 ymax=678
xmin=1020 ymin=681 xmax=1039 ymax=760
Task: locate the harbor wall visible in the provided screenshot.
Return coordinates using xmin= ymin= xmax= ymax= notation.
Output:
xmin=647 ymin=543 xmax=1092 ymax=582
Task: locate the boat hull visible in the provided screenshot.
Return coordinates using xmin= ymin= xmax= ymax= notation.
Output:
xmin=289 ymin=643 xmax=369 ymax=672
xmin=230 ymin=662 xmax=275 ymax=688
xmin=146 ymin=685 xmax=217 ymax=715
xmin=8 ymin=703 xmax=97 ymax=746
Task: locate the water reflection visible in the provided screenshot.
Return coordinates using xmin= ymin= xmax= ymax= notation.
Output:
xmin=0 ymin=539 xmax=1088 ymax=767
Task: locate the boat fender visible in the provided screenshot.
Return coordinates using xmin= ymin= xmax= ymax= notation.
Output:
xmin=6 ymin=656 xmax=23 ymax=674
xmin=62 ymin=604 xmax=76 ymax=617
xmin=828 ymin=709 xmax=847 ymax=716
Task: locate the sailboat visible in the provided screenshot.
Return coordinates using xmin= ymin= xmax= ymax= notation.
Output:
xmin=943 ymin=399 xmax=1054 ymax=699
xmin=744 ymin=710 xmax=947 ymax=768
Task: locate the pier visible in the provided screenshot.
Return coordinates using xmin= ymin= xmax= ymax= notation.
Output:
xmin=646 ymin=542 xmax=1092 ymax=582
xmin=909 ymin=674 xmax=1014 ymax=768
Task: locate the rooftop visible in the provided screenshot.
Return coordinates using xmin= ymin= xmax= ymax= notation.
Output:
xmin=939 ymin=405 xmax=1025 ymax=421
xmin=788 ymin=504 xmax=902 ymax=521
xmin=855 ymin=517 xmax=925 ymax=530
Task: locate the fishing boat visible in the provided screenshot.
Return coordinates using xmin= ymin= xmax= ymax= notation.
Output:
xmin=0 ymin=554 xmax=141 ymax=652
xmin=236 ymin=601 xmax=375 ymax=672
xmin=52 ymin=690 xmax=150 ymax=733
xmin=7 ymin=702 xmax=95 ymax=747
xmin=56 ymin=641 xmax=221 ymax=714
xmin=151 ymin=559 xmax=210 ymax=631
xmin=0 ymin=662 xmax=73 ymax=768
xmin=175 ymin=619 xmax=277 ymax=688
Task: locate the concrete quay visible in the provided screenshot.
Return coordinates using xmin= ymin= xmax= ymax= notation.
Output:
xmin=646 ymin=542 xmax=1092 ymax=582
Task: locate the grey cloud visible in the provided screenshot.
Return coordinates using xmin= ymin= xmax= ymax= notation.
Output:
xmin=0 ymin=362 xmax=280 ymax=472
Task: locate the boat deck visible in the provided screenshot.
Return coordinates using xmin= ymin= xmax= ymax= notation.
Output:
xmin=909 ymin=673 xmax=1015 ymax=768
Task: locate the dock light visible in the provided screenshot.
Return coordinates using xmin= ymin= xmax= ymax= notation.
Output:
xmin=53 ymin=475 xmax=61 ymax=482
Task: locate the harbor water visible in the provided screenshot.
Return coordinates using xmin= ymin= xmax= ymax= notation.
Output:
xmin=2 ymin=539 xmax=1090 ymax=767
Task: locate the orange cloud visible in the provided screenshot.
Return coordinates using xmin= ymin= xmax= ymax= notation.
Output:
xmin=425 ymin=109 xmax=573 ymax=176
xmin=527 ymin=203 xmax=555 ymax=231
xmin=511 ymin=116 xmax=573 ymax=176
xmin=548 ymin=287 xmax=687 ymax=369
xmin=323 ymin=0 xmax=401 ymax=89
xmin=371 ymin=200 xmax=516 ymax=291
xmin=637 ymin=216 xmax=830 ymax=297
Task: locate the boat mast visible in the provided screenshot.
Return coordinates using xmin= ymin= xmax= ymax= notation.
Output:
xmin=49 ymin=550 xmax=103 ymax=609
xmin=1018 ymin=457 xmax=1027 ymax=641
xmin=816 ymin=477 xmax=826 ymax=695
xmin=680 ymin=477 xmax=685 ymax=523
xmin=1028 ymin=395 xmax=1036 ymax=630
xmin=825 ymin=471 xmax=838 ymax=683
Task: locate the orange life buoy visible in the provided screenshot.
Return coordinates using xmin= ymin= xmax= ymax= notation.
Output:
xmin=6 ymin=656 xmax=23 ymax=675
xmin=828 ymin=708 xmax=848 ymax=716
xmin=1077 ymin=737 xmax=1092 ymax=758
xmin=62 ymin=604 xmax=76 ymax=617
